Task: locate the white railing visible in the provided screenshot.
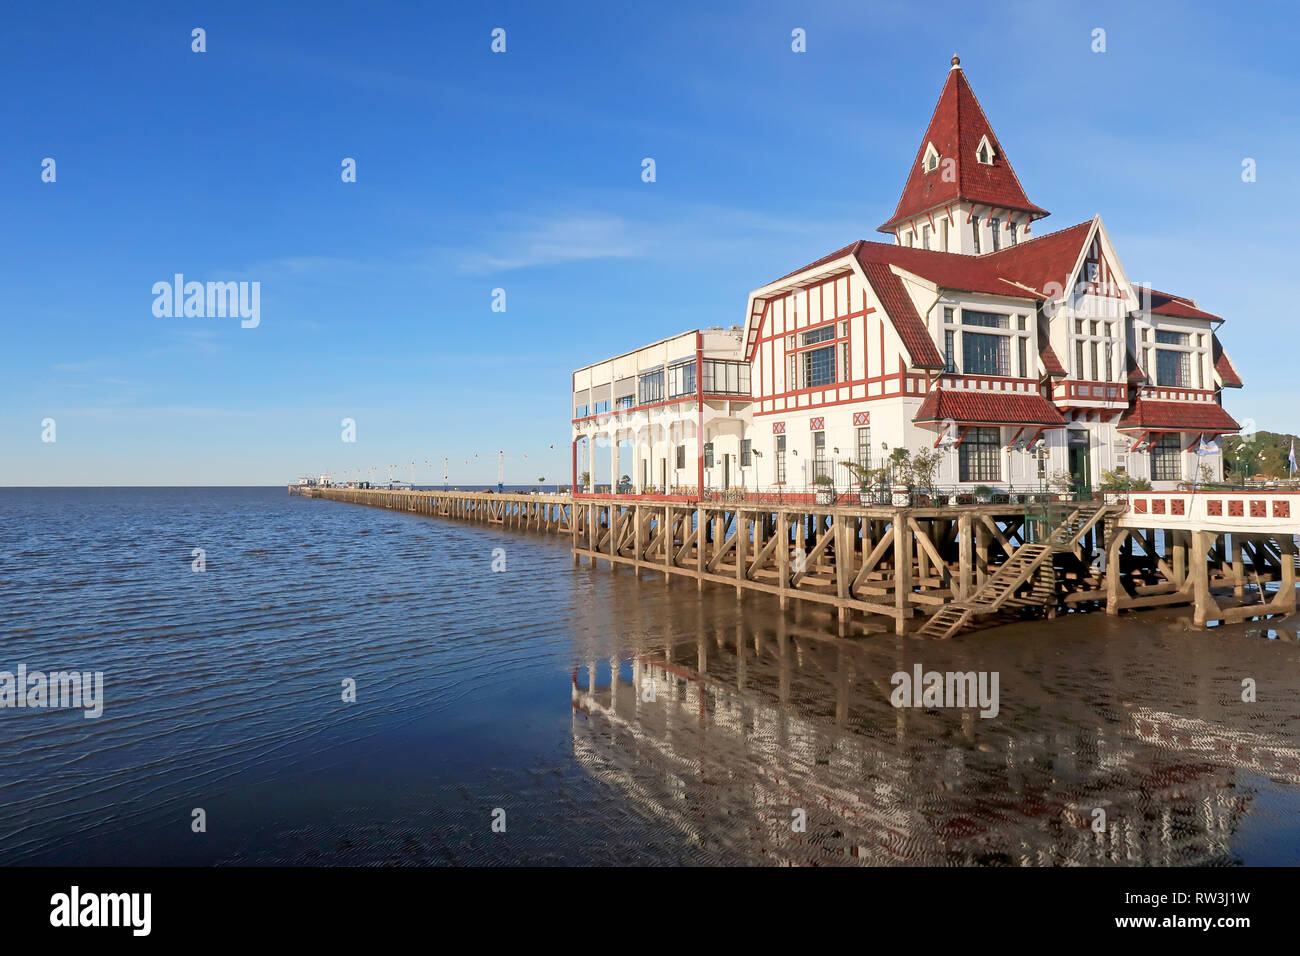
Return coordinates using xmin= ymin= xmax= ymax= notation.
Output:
xmin=1119 ymin=489 xmax=1300 ymax=532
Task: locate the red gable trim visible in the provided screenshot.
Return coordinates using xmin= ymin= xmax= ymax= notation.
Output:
xmin=1212 ymin=334 xmax=1242 ymax=388
xmin=859 ymin=261 xmax=946 ymax=369
xmin=914 ymin=389 xmax=1066 ymax=427
xmin=764 ymin=242 xmax=860 ymax=289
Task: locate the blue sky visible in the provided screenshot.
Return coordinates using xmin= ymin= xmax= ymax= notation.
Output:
xmin=3 ymin=0 xmax=1297 ymax=485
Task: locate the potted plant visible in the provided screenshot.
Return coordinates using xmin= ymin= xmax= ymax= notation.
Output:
xmin=1048 ymin=471 xmax=1074 ymax=501
xmin=973 ymin=484 xmax=994 ymax=504
xmin=813 ymin=474 xmax=835 ymax=504
xmin=579 ymin=471 xmax=591 ymax=493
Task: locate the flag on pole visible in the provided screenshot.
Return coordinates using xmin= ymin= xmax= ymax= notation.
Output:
xmin=1289 ymin=439 xmax=1296 ymax=476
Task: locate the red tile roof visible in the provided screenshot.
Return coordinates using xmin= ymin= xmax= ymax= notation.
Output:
xmin=979 ymin=220 xmax=1093 ymax=296
xmin=765 ymin=221 xmax=1094 ymax=300
xmin=914 ymin=388 xmax=1066 ymax=427
xmin=1126 ymin=351 xmax=1147 ymax=383
xmin=1144 ymin=288 xmax=1221 ymax=322
xmin=859 ymin=260 xmax=946 ymax=368
xmin=1040 ymin=341 xmax=1066 ymax=376
xmin=879 ymin=62 xmax=1048 ymax=234
xmin=1117 ymin=399 xmax=1239 ymax=434
xmin=1212 ymin=335 xmax=1242 ymax=387
xmin=863 ymin=221 xmax=1098 ymax=304
xmin=756 ymin=223 xmax=1098 ymax=373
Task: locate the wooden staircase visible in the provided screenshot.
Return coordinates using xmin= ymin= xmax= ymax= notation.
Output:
xmin=916 ymin=503 xmax=1113 ymax=639
xmin=1046 ymin=502 xmax=1110 ymax=554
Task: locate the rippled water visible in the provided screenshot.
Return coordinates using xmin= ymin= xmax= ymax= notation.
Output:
xmin=1 ymin=487 xmax=1298 ymax=865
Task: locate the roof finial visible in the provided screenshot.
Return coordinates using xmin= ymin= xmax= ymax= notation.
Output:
xmin=950 ymin=54 xmax=961 ymax=69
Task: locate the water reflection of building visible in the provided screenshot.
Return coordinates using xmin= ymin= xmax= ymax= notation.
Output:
xmin=571 ymin=621 xmax=1256 ymax=865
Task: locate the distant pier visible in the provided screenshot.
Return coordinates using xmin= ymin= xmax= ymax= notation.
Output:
xmin=291 ymin=485 xmax=573 ymax=535
xmin=296 ymin=485 xmax=1299 ymax=637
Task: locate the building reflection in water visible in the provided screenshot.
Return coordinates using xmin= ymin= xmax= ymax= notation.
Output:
xmin=564 ymin=584 xmax=1300 ymax=865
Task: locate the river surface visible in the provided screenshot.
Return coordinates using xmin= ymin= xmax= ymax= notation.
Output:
xmin=0 ymin=487 xmax=1297 ymax=865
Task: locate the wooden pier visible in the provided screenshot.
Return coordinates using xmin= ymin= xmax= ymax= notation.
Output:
xmin=292 ymin=486 xmax=574 ymax=535
xmin=295 ymin=485 xmax=1299 ymax=637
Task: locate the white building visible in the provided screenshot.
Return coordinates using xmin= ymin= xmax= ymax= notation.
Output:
xmin=571 ymin=56 xmax=1242 ymax=498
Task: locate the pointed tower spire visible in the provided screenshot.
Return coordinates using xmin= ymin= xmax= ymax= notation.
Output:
xmin=878 ymin=57 xmax=1048 ymax=239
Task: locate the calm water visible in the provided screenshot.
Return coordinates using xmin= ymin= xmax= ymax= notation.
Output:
xmin=1 ymin=487 xmax=1298 ymax=866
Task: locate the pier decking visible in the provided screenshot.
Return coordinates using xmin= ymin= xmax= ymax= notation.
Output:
xmin=291 ymin=486 xmax=573 ymax=535
xmin=295 ymin=485 xmax=1299 ymax=637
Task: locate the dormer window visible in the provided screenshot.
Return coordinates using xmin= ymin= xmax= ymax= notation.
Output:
xmin=923 ymin=142 xmax=940 ymax=173
xmin=976 ymin=134 xmax=994 ymax=165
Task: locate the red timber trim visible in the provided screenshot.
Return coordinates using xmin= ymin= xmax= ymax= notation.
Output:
xmin=696 ymin=332 xmax=704 ymax=493
xmin=571 ymin=439 xmax=577 ymax=490
xmin=1053 ymin=381 xmax=1129 ymax=402
xmin=932 ymin=420 xmax=961 ymax=448
xmin=754 ymin=305 xmax=870 ymax=345
xmin=1023 ymin=427 xmax=1047 ymax=446
xmin=754 ymin=285 xmax=885 ymax=409
xmin=952 ymin=426 xmax=971 ymax=448
xmin=939 ymin=374 xmax=1040 ymax=391
xmin=1184 ymin=432 xmax=1205 ymax=452
xmin=1082 ymin=234 xmax=1126 ymax=298
xmin=1138 ymin=386 xmax=1218 ymax=401
xmin=754 ymin=380 xmax=916 ymax=416
xmin=744 ymin=299 xmax=770 ymax=363
xmin=945 ymin=204 xmax=958 ymax=226
xmin=753 ymin=370 xmax=930 ymax=416
xmin=1128 ymin=430 xmax=1151 ymax=453
xmin=1004 ymin=427 xmax=1024 ymax=448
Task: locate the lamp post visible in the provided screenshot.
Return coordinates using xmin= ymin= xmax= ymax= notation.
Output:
xmin=1013 ymin=438 xmax=1027 ymax=499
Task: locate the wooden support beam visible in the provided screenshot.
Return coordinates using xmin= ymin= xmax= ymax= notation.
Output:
xmin=777 ymin=511 xmax=790 ymax=607
xmin=957 ymin=513 xmax=973 ymax=601
xmin=908 ymin=517 xmax=951 ymax=591
xmin=1191 ymin=530 xmax=1220 ymax=627
xmin=1105 ymin=528 xmax=1130 ymax=616
xmin=853 ymin=534 xmax=893 ymax=595
xmin=893 ymin=518 xmax=912 ymax=635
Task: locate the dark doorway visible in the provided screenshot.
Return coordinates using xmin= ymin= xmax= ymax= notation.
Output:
xmin=1067 ymin=432 xmax=1091 ymax=494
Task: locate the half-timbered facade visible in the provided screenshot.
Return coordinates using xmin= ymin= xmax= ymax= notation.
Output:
xmin=572 ymin=56 xmax=1243 ymax=496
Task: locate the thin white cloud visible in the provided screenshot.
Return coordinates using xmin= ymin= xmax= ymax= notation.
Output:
xmin=456 ymin=216 xmax=649 ymax=274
